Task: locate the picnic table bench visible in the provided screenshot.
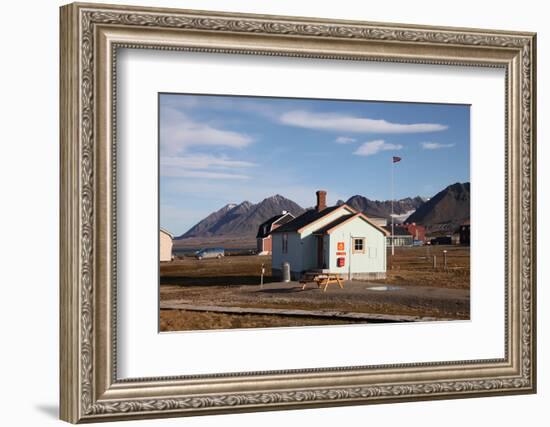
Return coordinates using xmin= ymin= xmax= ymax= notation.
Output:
xmin=299 ymin=272 xmax=344 ymax=292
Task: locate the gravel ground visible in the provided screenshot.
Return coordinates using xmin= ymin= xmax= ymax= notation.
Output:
xmin=161 ymin=280 xmax=469 ymax=318
xmin=160 ymin=247 xmax=470 ymax=331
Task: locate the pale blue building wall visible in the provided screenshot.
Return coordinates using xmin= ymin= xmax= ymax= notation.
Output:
xmin=299 ymin=207 xmax=355 ymax=271
xmin=271 ymin=231 xmax=302 ymax=278
xmin=271 ymin=207 xmax=386 ymax=280
xmin=326 ymin=218 xmax=387 ymax=279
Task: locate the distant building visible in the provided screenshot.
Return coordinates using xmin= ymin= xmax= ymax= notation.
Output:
xmin=160 ymin=228 xmax=173 ymax=262
xmin=368 ymin=217 xmax=388 ymax=227
xmin=256 ymin=212 xmax=295 ymax=255
xmin=459 ymin=220 xmax=470 ymax=245
xmin=384 ymin=225 xmax=414 ymax=247
xmin=383 ymin=223 xmax=425 ymax=246
xmin=271 ymin=190 xmax=389 ymax=280
xmin=452 ymin=232 xmax=461 ymax=245
xmin=400 ymin=223 xmax=426 ymax=242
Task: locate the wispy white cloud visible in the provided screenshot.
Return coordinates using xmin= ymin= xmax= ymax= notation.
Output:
xmin=161 ymin=155 xmax=255 ymax=180
xmin=161 ymin=95 xmax=282 ymax=120
xmin=353 ymin=140 xmax=403 ymax=157
xmin=162 ymin=169 xmax=250 ymax=180
xmin=279 ymin=110 xmax=448 ymax=134
xmin=421 ymin=142 xmax=455 ymax=150
xmin=335 ymin=136 xmax=357 ymax=144
xmin=161 ymin=155 xmax=256 ymax=170
xmin=160 ymin=108 xmax=254 ymax=155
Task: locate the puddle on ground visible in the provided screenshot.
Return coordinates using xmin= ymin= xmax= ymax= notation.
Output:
xmin=367 ymin=285 xmax=402 ymax=291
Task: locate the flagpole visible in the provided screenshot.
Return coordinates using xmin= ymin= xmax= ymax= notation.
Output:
xmin=391 ymin=157 xmax=395 ymax=257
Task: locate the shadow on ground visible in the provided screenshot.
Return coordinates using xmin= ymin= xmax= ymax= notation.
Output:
xmin=256 ymin=287 xmax=307 ymax=294
xmin=161 ymin=275 xmax=275 ymax=287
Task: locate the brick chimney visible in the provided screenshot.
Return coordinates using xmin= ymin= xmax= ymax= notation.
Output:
xmin=316 ymin=190 xmax=327 ymax=212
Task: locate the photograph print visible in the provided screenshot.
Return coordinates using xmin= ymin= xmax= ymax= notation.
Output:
xmin=159 ymin=93 xmax=470 ymax=332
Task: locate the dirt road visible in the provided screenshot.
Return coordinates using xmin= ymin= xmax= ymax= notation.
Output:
xmin=160 ymin=247 xmax=470 ymax=331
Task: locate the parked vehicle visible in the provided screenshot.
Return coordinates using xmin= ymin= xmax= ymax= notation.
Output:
xmin=430 ymin=236 xmax=452 ymax=245
xmin=195 ymin=248 xmax=225 ymax=260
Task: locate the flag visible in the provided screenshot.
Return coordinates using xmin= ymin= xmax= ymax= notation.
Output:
xmin=392 ymin=156 xmax=402 ymax=163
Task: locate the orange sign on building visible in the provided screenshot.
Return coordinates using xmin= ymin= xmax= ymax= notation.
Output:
xmin=337 ymin=242 xmax=345 ymax=251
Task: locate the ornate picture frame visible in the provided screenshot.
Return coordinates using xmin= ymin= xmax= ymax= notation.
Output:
xmin=60 ymin=2 xmax=536 ymax=423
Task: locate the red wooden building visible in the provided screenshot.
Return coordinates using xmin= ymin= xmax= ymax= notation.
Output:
xmin=399 ymin=222 xmax=426 ymax=242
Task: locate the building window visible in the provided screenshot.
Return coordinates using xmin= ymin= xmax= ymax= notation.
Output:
xmin=282 ymin=233 xmax=288 ymax=254
xmin=353 ymin=237 xmax=365 ymax=253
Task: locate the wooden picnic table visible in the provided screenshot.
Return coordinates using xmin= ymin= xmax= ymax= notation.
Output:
xmin=300 ymin=272 xmax=344 ymax=292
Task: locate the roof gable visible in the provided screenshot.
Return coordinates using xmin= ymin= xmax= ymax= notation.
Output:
xmin=272 ymin=204 xmax=357 ymax=234
xmin=273 ymin=212 xmax=295 ymax=227
xmin=312 ymin=214 xmax=355 ymax=234
xmin=256 ymin=212 xmax=295 ymax=238
xmin=298 ymin=204 xmax=358 ymax=233
xmin=160 ymin=228 xmax=173 ymax=238
xmin=314 ymin=212 xmax=390 ymax=236
xmin=383 ymin=225 xmax=412 ymax=236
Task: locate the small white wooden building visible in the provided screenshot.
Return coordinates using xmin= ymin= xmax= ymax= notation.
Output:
xmin=159 ymin=228 xmax=173 ymax=262
xmin=271 ymin=191 xmax=388 ymax=280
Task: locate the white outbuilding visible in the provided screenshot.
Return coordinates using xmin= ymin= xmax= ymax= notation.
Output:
xmin=159 ymin=228 xmax=173 ymax=262
xmin=271 ymin=191 xmax=388 ymax=280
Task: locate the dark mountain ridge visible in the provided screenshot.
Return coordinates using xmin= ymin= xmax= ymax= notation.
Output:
xmin=345 ymin=195 xmax=425 ymax=219
xmin=176 ymin=184 xmax=469 ymax=240
xmin=177 ymin=195 xmax=304 ymax=239
xmin=405 ymin=182 xmax=470 ymax=233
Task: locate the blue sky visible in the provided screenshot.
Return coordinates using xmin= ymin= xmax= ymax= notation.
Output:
xmin=159 ymin=93 xmax=470 ymax=235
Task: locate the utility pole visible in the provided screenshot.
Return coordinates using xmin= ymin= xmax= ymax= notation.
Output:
xmin=391 ymin=158 xmax=395 ymax=257
xmin=260 ymin=263 xmax=265 ymax=288
xmin=390 ymin=156 xmax=401 ymax=258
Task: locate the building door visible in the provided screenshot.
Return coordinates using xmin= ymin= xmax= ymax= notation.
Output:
xmin=316 ymin=235 xmax=324 ymax=269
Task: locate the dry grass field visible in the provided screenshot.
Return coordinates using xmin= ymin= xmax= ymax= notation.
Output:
xmin=160 ymin=245 xmax=470 ymax=331
xmin=160 ymin=309 xmax=363 ymax=331
xmin=381 ymin=245 xmax=470 ymax=289
xmin=161 ymin=255 xmax=270 ymax=286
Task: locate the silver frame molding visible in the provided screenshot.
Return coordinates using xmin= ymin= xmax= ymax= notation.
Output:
xmin=60 ymin=2 xmax=537 ymax=423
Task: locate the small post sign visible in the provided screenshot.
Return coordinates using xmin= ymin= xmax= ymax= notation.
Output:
xmin=260 ymin=263 xmax=265 ymax=288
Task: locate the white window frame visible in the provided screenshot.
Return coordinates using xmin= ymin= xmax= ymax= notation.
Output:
xmin=352 ymin=237 xmax=365 ymax=254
